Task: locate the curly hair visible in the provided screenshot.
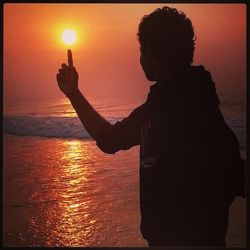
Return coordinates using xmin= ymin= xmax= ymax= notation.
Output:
xmin=137 ymin=6 xmax=196 ymax=66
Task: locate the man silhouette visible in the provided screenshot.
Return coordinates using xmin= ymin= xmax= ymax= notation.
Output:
xmin=56 ymin=6 xmax=245 ymax=247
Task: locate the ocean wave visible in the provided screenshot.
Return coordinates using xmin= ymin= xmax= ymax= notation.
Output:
xmin=3 ymin=115 xmax=122 ymax=140
xmin=3 ymin=115 xmax=246 ymax=151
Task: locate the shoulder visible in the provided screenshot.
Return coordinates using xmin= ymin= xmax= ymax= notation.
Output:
xmin=125 ymin=103 xmax=147 ymax=122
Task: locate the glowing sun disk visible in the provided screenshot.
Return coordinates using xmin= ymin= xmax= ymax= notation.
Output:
xmin=62 ymin=29 xmax=77 ymax=45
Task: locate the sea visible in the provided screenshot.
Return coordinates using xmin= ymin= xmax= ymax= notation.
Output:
xmin=3 ymin=91 xmax=246 ymax=247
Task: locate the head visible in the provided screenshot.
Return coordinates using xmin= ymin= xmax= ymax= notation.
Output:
xmin=137 ymin=6 xmax=196 ymax=81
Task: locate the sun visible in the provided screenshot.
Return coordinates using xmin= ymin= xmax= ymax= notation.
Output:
xmin=61 ymin=29 xmax=77 ymax=45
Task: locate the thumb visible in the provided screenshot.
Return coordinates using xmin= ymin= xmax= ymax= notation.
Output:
xmin=67 ymin=49 xmax=73 ymax=67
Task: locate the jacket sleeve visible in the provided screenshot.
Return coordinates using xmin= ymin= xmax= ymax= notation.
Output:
xmin=95 ymin=104 xmax=144 ymax=154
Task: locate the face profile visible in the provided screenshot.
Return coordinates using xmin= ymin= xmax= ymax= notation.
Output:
xmin=139 ymin=46 xmax=155 ymax=81
xmin=137 ymin=7 xmax=196 ymax=83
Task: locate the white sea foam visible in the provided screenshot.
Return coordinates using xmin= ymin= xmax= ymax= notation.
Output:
xmin=3 ymin=115 xmax=246 ymax=151
xmin=3 ymin=115 xmax=122 ymax=140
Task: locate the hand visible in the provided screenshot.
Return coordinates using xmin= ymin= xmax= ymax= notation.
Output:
xmin=56 ymin=49 xmax=79 ymax=97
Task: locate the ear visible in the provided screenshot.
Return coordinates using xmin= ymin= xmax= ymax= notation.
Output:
xmin=145 ymin=43 xmax=155 ymax=61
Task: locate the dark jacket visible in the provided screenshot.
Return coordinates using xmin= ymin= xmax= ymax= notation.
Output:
xmin=96 ymin=65 xmax=244 ymax=241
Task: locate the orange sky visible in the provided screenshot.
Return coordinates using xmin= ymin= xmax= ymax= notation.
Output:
xmin=4 ymin=4 xmax=246 ymax=99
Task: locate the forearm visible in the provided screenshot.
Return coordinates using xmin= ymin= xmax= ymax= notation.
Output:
xmin=67 ymin=89 xmax=110 ymax=140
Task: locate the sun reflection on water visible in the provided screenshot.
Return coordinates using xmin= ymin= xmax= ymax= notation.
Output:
xmin=4 ymin=135 xmax=146 ymax=247
xmin=45 ymin=140 xmax=98 ymax=246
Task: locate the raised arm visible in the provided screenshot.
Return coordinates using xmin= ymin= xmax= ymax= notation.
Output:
xmin=56 ymin=49 xmax=109 ymax=140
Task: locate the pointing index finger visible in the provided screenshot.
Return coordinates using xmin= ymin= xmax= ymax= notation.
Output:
xmin=67 ymin=49 xmax=73 ymax=67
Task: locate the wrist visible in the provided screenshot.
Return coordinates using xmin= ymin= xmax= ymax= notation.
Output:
xmin=66 ymin=88 xmax=81 ymax=99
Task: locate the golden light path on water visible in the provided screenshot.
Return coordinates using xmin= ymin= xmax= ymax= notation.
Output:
xmin=58 ymin=141 xmax=89 ymax=245
xmin=46 ymin=140 xmax=97 ymax=246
